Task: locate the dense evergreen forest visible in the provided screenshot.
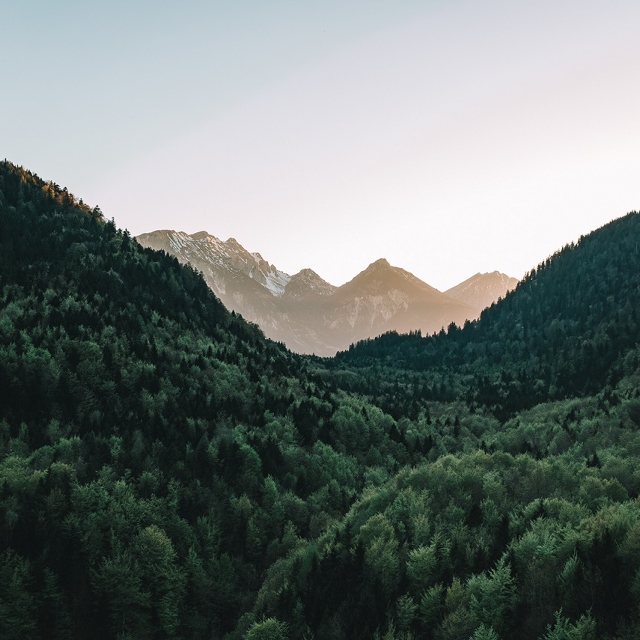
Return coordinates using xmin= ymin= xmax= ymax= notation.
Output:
xmin=1 ymin=160 xmax=640 ymax=639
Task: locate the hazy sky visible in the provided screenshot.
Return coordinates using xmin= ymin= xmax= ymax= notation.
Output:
xmin=4 ymin=0 xmax=640 ymax=289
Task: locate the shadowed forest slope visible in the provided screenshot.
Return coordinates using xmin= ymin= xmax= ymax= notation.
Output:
xmin=332 ymin=212 xmax=640 ymax=419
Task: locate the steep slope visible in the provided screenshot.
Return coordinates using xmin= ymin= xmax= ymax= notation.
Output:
xmin=135 ymin=229 xmax=289 ymax=330
xmin=136 ymin=229 xmax=291 ymax=296
xmin=283 ymin=268 xmax=337 ymax=299
xmin=135 ymin=229 xmax=337 ymax=353
xmin=445 ymin=270 xmax=518 ymax=313
xmin=0 ymin=162 xmax=345 ymax=637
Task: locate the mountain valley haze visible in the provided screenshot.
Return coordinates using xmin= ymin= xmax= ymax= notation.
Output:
xmin=136 ymin=229 xmax=517 ymax=354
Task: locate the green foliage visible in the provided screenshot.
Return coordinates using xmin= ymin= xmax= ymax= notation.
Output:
xmin=469 ymin=624 xmax=500 ymax=640
xmin=2 ymin=162 xmax=640 ymax=638
xmin=245 ymin=617 xmax=289 ymax=640
xmin=419 ymin=583 xmax=445 ymax=628
xmin=467 ymin=558 xmax=516 ymax=633
xmin=542 ymin=611 xmax=596 ymax=640
xmin=333 ymin=211 xmax=640 ymax=422
xmin=0 ymin=550 xmax=38 ymax=639
xmin=396 ymin=594 xmax=417 ymax=631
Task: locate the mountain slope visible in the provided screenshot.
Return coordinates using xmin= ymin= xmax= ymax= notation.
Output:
xmin=136 ymin=229 xmax=293 ymax=296
xmin=445 ymin=270 xmax=518 ymax=313
xmin=334 ymin=211 xmax=640 ymax=417
xmin=136 ymin=229 xmax=337 ymax=353
xmin=323 ymin=257 xmax=476 ymax=342
xmin=283 ymin=267 xmax=337 ymax=299
xmin=0 ymin=162 xmax=343 ymax=637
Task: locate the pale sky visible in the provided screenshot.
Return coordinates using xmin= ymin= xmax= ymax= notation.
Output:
xmin=3 ymin=1 xmax=640 ymax=290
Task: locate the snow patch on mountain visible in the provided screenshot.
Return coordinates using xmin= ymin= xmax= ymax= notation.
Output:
xmin=140 ymin=230 xmax=292 ymax=297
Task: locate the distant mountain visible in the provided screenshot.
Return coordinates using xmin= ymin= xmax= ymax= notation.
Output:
xmin=283 ymin=268 xmax=337 ymax=299
xmin=336 ymin=211 xmax=640 ymax=416
xmin=322 ymin=258 xmax=475 ymax=341
xmin=445 ymin=270 xmax=518 ymax=313
xmin=135 ymin=229 xmax=296 ymax=296
xmin=136 ymin=229 xmax=336 ymax=353
xmin=136 ymin=230 xmax=514 ymax=355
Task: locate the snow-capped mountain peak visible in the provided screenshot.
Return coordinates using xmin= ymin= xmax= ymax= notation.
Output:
xmin=136 ymin=230 xmax=291 ymax=297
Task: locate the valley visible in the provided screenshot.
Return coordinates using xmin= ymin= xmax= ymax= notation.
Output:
xmin=1 ymin=162 xmax=640 ymax=639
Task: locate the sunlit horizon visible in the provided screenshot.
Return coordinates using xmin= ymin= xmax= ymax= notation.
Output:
xmin=4 ymin=0 xmax=639 ymax=291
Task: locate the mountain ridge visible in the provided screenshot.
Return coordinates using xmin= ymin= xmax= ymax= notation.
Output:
xmin=445 ymin=270 xmax=520 ymax=312
xmin=136 ymin=229 xmax=517 ymax=354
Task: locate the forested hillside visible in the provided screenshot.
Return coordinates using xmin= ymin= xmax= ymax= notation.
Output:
xmin=332 ymin=213 xmax=640 ymax=420
xmin=2 ymin=161 xmax=640 ymax=639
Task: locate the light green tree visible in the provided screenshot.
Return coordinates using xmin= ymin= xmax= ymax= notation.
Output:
xmin=245 ymin=617 xmax=289 ymax=640
xmin=130 ymin=525 xmax=186 ymax=637
xmin=466 ymin=557 xmax=516 ymax=633
xmin=542 ymin=610 xmax=596 ymax=640
xmin=469 ymin=624 xmax=500 ymax=640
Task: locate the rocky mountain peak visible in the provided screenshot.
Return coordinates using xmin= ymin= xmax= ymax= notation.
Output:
xmin=366 ymin=258 xmax=391 ymax=270
xmin=285 ymin=269 xmax=337 ymax=299
xmin=445 ymin=271 xmax=519 ymax=313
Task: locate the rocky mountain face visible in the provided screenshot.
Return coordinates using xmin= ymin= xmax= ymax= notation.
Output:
xmin=136 ymin=230 xmax=294 ymax=296
xmin=323 ymin=258 xmax=475 ymax=344
xmin=136 ymin=230 xmax=516 ymax=355
xmin=445 ymin=271 xmax=519 ymax=314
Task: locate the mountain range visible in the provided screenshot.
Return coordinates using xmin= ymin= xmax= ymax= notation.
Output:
xmin=136 ymin=229 xmax=518 ymax=355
